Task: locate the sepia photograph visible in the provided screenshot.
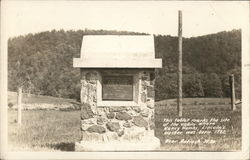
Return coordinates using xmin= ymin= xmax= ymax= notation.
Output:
xmin=0 ymin=0 xmax=249 ymax=159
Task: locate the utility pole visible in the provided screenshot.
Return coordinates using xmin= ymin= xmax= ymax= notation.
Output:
xmin=229 ymin=74 xmax=236 ymax=111
xmin=177 ymin=10 xmax=183 ymax=117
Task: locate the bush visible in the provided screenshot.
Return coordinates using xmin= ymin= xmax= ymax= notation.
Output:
xmin=183 ymin=74 xmax=204 ymax=97
xmin=155 ymin=73 xmax=177 ymax=101
xmin=202 ymin=73 xmax=223 ymax=97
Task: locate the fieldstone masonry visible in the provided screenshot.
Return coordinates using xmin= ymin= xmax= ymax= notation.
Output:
xmin=75 ymin=69 xmax=159 ymax=151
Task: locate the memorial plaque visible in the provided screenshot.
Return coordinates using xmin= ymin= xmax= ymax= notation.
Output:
xmin=102 ymin=76 xmax=133 ymax=100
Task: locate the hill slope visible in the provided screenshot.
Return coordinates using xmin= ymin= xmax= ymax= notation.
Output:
xmin=8 ymin=29 xmax=241 ymax=101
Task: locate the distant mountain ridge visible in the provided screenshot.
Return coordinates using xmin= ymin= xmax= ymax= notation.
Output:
xmin=8 ymin=29 xmax=241 ymax=100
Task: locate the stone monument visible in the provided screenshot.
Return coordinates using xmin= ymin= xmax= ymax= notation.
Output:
xmin=73 ymin=35 xmax=162 ymax=151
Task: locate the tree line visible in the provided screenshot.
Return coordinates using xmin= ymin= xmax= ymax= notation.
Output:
xmin=8 ymin=29 xmax=241 ymax=101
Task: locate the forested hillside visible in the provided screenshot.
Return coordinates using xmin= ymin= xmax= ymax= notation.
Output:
xmin=8 ymin=29 xmax=241 ymax=101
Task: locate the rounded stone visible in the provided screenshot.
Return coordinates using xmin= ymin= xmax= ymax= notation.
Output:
xmin=106 ymin=112 xmax=115 ymax=119
xmin=141 ymin=93 xmax=147 ymax=103
xmin=106 ymin=122 xmax=120 ymax=132
xmin=147 ymin=102 xmax=154 ymax=109
xmin=141 ymin=109 xmax=149 ymax=117
xmin=132 ymin=106 xmax=141 ymax=113
xmin=127 ymin=109 xmax=138 ymax=116
xmin=147 ymin=86 xmax=155 ymax=98
xmin=87 ymin=125 xmax=106 ymax=134
xmin=117 ymin=129 xmax=125 ymax=137
xmin=93 ymin=95 xmax=97 ymax=102
xmin=123 ymin=121 xmax=133 ymax=128
xmin=97 ymin=108 xmax=106 ymax=117
xmin=109 ymin=106 xmax=127 ymax=112
xmin=81 ymin=118 xmax=95 ymax=125
xmin=80 ymin=103 xmax=94 ymax=120
xmin=116 ymin=112 xmax=132 ymax=121
xmin=81 ymin=124 xmax=92 ymax=131
xmin=133 ymin=116 xmax=148 ymax=128
xmin=97 ymin=117 xmax=107 ymax=125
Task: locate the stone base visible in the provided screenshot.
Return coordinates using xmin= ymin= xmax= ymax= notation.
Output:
xmin=75 ymin=134 xmax=160 ymax=151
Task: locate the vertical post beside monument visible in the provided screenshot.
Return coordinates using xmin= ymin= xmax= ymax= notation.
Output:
xmin=17 ymin=86 xmax=22 ymax=125
xmin=177 ymin=10 xmax=183 ymax=117
xmin=229 ymin=74 xmax=236 ymax=111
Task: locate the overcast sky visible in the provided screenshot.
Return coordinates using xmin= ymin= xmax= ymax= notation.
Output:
xmin=2 ymin=1 xmax=249 ymax=38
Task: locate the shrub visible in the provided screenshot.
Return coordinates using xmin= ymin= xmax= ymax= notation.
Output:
xmin=201 ymin=73 xmax=223 ymax=97
xmin=183 ymin=74 xmax=204 ymax=97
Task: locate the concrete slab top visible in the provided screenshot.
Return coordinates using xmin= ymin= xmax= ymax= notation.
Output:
xmin=73 ymin=35 xmax=162 ymax=68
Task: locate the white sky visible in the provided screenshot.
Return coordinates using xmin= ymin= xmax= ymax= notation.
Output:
xmin=2 ymin=1 xmax=249 ymax=38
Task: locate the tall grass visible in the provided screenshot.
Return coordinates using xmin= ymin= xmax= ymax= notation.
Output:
xmin=8 ymin=110 xmax=80 ymax=151
xmin=8 ymin=98 xmax=241 ymax=151
xmin=155 ymin=103 xmax=241 ymax=151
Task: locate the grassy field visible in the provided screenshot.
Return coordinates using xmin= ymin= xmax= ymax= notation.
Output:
xmin=8 ymin=92 xmax=80 ymax=110
xmin=8 ymin=110 xmax=80 ymax=151
xmin=8 ymin=91 xmax=78 ymax=105
xmin=8 ymin=96 xmax=241 ymax=152
xmin=155 ymin=102 xmax=241 ymax=151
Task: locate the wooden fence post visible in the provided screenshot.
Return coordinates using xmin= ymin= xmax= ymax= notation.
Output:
xmin=17 ymin=86 xmax=22 ymax=125
xmin=229 ymin=74 xmax=236 ymax=111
